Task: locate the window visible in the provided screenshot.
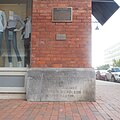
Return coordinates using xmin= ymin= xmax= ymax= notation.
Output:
xmin=0 ymin=0 xmax=32 ymax=67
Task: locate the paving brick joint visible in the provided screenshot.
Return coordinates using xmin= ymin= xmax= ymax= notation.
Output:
xmin=0 ymin=80 xmax=120 ymax=120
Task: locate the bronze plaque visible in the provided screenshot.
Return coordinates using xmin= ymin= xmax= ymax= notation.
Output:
xmin=52 ymin=7 xmax=72 ymax=22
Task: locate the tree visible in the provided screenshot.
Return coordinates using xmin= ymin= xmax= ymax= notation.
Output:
xmin=113 ymin=59 xmax=120 ymax=67
xmin=97 ymin=64 xmax=110 ymax=70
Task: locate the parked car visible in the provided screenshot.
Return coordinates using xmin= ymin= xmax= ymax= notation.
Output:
xmin=96 ymin=70 xmax=107 ymax=80
xmin=105 ymin=67 xmax=120 ymax=82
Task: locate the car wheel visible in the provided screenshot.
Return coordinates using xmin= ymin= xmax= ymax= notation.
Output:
xmin=104 ymin=75 xmax=108 ymax=81
xmin=111 ymin=76 xmax=115 ymax=82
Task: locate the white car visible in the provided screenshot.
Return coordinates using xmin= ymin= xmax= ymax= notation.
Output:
xmin=105 ymin=67 xmax=120 ymax=82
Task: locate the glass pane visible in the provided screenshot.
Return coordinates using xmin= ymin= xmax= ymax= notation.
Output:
xmin=0 ymin=4 xmax=31 ymax=67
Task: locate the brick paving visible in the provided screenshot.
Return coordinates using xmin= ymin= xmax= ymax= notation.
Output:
xmin=0 ymin=80 xmax=120 ymax=120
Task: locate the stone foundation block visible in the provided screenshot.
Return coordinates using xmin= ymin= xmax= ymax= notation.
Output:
xmin=25 ymin=68 xmax=95 ymax=101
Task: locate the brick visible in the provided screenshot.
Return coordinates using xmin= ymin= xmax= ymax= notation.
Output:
xmin=1 ymin=81 xmax=120 ymax=120
xmin=31 ymin=0 xmax=91 ymax=68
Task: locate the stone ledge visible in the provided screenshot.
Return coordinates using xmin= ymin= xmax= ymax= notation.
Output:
xmin=25 ymin=68 xmax=95 ymax=102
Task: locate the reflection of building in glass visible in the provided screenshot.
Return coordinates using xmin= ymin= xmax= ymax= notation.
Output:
xmin=104 ymin=42 xmax=120 ymax=65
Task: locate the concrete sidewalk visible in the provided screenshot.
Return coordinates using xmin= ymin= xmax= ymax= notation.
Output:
xmin=0 ymin=80 xmax=120 ymax=120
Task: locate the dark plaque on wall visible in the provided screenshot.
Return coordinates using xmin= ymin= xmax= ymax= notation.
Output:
xmin=52 ymin=7 xmax=72 ymax=22
xmin=56 ymin=34 xmax=66 ymax=41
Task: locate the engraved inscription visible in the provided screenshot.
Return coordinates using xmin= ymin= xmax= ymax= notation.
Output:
xmin=41 ymin=75 xmax=82 ymax=100
xmin=26 ymin=69 xmax=95 ymax=101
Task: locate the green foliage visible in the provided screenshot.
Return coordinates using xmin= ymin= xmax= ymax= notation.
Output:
xmin=97 ymin=64 xmax=110 ymax=70
xmin=113 ymin=59 xmax=120 ymax=67
xmin=96 ymin=59 xmax=120 ymax=70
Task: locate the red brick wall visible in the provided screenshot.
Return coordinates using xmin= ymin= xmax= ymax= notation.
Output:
xmin=31 ymin=0 xmax=91 ymax=68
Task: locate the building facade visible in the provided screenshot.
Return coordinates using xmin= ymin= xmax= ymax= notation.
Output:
xmin=104 ymin=42 xmax=120 ymax=65
xmin=0 ymin=0 xmax=95 ymax=101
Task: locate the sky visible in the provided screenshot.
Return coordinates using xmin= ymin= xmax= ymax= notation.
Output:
xmin=92 ymin=0 xmax=120 ymax=68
